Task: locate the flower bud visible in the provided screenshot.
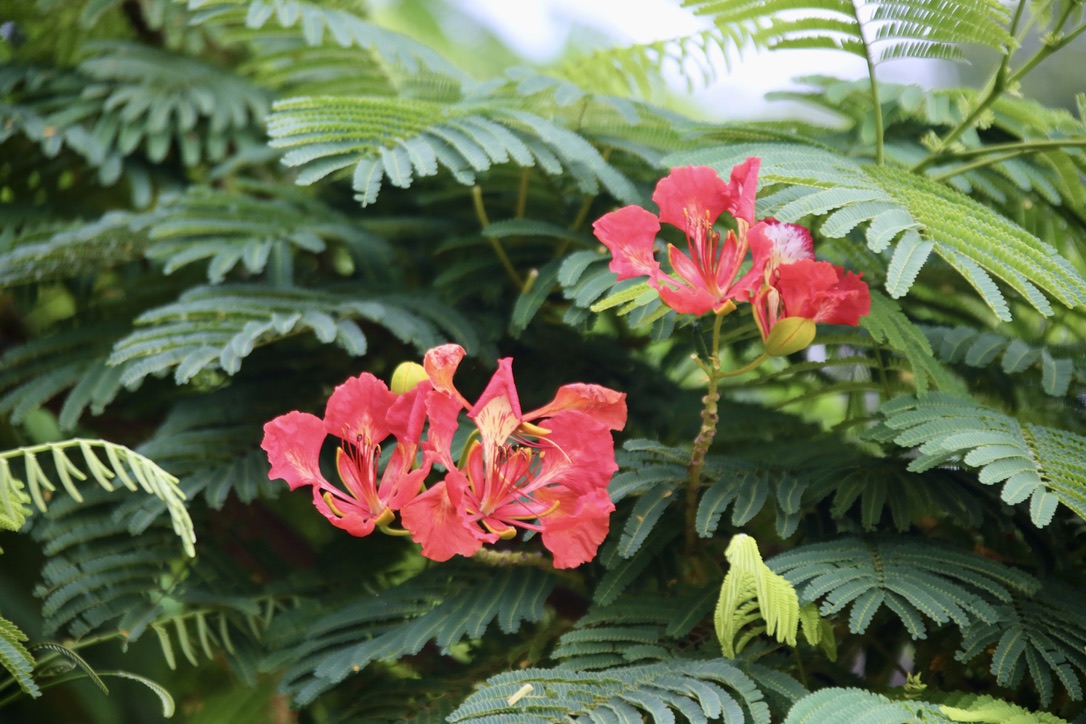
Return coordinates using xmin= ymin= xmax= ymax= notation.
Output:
xmin=390 ymin=361 xmax=428 ymax=394
xmin=764 ymin=316 xmax=816 ymax=357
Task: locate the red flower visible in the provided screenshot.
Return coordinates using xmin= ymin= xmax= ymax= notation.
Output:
xmin=751 ymin=258 xmax=871 ymax=343
xmin=592 ymin=159 xmax=762 ymax=316
xmin=261 ymin=373 xmax=430 ymax=537
xmin=400 ymin=344 xmax=627 ymax=568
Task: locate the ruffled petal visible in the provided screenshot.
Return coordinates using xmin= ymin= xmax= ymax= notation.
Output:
xmin=423 ymin=344 xmax=470 ymax=408
xmin=262 ymin=411 xmax=329 ymax=491
xmin=538 ymin=487 xmax=615 ymax=569
xmin=652 ymin=166 xmax=732 ymax=229
xmin=323 ymin=373 xmax=396 ymax=443
xmin=727 ymin=157 xmax=761 ymax=225
xmin=738 ymin=219 xmax=816 ymax=300
xmin=534 ymin=411 xmax=618 ymax=495
xmin=523 ymin=383 xmax=628 ymax=431
xmin=777 ymin=261 xmax=869 ymax=325
xmin=592 ymin=205 xmax=662 ymax=282
xmin=422 ymin=389 xmax=463 ymax=470
xmin=386 ymin=380 xmax=432 ymax=442
xmin=400 ymin=477 xmax=482 ymax=562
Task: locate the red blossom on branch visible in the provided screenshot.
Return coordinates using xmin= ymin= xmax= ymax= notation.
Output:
xmin=261 ymin=345 xmax=627 ymax=569
xmin=592 ymin=160 xmax=763 ymax=316
xmin=593 ymin=158 xmax=871 ymax=353
xmin=261 ymin=373 xmax=431 ymax=537
xmin=401 ymin=344 xmax=627 ymax=569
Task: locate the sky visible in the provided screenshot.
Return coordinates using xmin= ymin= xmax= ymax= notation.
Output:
xmin=447 ymin=0 xmax=956 ymax=119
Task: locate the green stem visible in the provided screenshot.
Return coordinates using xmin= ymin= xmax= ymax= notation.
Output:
xmin=849 ymin=0 xmax=885 ymax=165
xmin=515 ymin=168 xmax=531 ymax=219
xmin=793 ymin=647 xmax=809 ymax=690
xmin=926 ymin=135 xmax=1086 ymax=182
xmin=472 ymin=185 xmax=524 ymax=290
xmin=910 ymin=1 xmax=1085 ymax=174
xmin=684 ymin=313 xmax=725 ymax=558
xmin=472 ymin=548 xmax=561 ymax=575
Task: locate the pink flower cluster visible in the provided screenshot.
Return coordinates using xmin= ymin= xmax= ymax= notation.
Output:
xmin=592 ymin=159 xmax=871 ymax=347
xmin=261 ymin=344 xmax=627 ymax=569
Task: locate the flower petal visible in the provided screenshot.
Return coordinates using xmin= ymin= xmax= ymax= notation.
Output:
xmin=310 ymin=487 xmax=377 ymax=537
xmin=777 ymin=260 xmax=870 ymax=325
xmin=652 ymin=166 xmax=732 ymax=229
xmin=592 ymin=205 xmax=662 ymax=282
xmin=523 ymin=383 xmax=628 ymax=431
xmin=387 ymin=380 xmax=432 ymax=442
xmin=323 ymin=373 xmax=397 ymax=443
xmin=262 ymin=411 xmax=328 ymax=491
xmin=736 ymin=219 xmax=815 ymax=299
xmin=727 ymin=157 xmax=761 ymax=225
xmin=400 ymin=477 xmax=483 ymax=562
xmin=656 ymin=280 xmax=717 ymax=316
xmin=538 ymin=487 xmax=615 ymax=569
xmin=534 ymin=411 xmax=618 ymax=495
xmin=424 ymin=344 xmax=470 ymax=408
xmin=470 ymin=358 xmax=523 ymax=444
xmin=423 ymin=389 xmax=463 ymax=470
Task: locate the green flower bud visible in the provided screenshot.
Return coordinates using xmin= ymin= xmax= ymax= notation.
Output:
xmin=764 ymin=317 xmax=816 ymax=357
xmin=390 ymin=361 xmax=428 ymax=394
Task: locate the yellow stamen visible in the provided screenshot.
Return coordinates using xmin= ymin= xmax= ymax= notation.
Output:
xmin=482 ymin=519 xmax=518 ymax=540
xmin=323 ymin=491 xmax=347 ymax=518
xmin=517 ymin=421 xmax=551 ymax=437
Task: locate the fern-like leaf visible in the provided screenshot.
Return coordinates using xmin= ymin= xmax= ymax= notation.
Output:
xmin=769 ymin=536 xmax=1038 ymax=640
xmin=448 ymin=659 xmax=774 ymax=724
xmin=0 ymin=615 xmax=39 ymax=699
xmin=716 ymin=534 xmax=822 ymax=658
xmin=875 ymin=393 xmax=1086 ymax=526
xmin=269 ymin=563 xmax=555 ymax=705
xmin=957 ymin=579 xmax=1086 ymax=706
xmin=0 ymin=439 xmax=194 ymax=556
xmin=107 ymin=284 xmax=475 ymax=387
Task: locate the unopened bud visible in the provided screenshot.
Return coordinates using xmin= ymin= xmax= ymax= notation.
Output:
xmin=390 ymin=361 xmax=427 ymax=394
xmin=764 ymin=317 xmax=816 ymax=356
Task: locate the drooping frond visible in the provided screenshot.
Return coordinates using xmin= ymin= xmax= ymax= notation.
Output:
xmin=782 ymin=687 xmax=949 ymax=723
xmin=873 ymin=393 xmax=1086 ymax=527
xmin=268 ymin=563 xmax=555 ymax=705
xmin=957 ymin=579 xmax=1086 ymax=706
xmin=266 ymin=93 xmax=639 ymax=206
xmin=76 ymin=40 xmax=268 ymax=166
xmin=186 ymin=0 xmax=469 ymax=83
xmin=934 ymin=692 xmax=1069 ymax=724
xmin=769 ymin=537 xmax=1039 ymax=640
xmin=860 ymin=291 xmax=965 ymax=395
xmin=144 ymin=181 xmax=390 ymax=283
xmin=550 ymin=593 xmax=700 ymax=670
xmin=0 ymin=323 xmax=129 ymax=431
xmin=0 ymin=438 xmax=194 ymax=557
xmin=924 ymin=326 xmax=1079 ymax=397
xmin=0 ymin=212 xmax=151 ymax=286
xmin=447 ymin=659 xmax=775 ymax=724
xmin=0 ymin=616 xmax=39 ymax=699
xmin=107 ymin=284 xmax=477 ymax=388
xmin=30 ymin=486 xmax=192 ymax=637
xmin=685 ymin=0 xmax=1015 ymax=66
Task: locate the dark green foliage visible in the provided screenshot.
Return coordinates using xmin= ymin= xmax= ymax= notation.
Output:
xmin=448 ymin=659 xmax=780 ymax=724
xmin=3 ymin=0 xmax=1086 ymax=721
